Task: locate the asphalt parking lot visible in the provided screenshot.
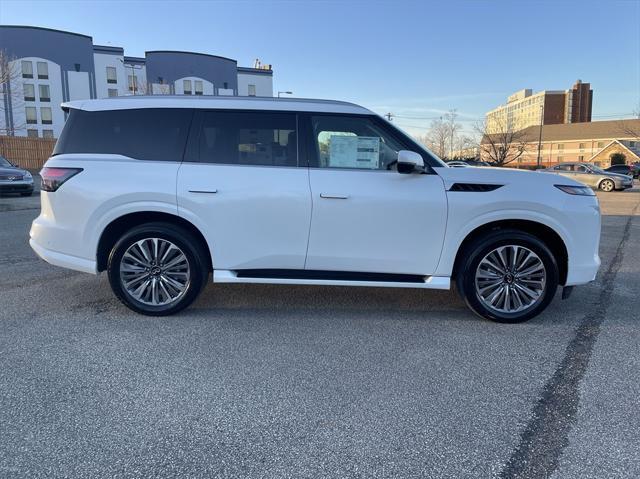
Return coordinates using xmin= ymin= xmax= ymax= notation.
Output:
xmin=1 ymin=182 xmax=639 ymax=478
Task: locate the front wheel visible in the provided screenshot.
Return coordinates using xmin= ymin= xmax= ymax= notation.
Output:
xmin=599 ymin=179 xmax=615 ymax=192
xmin=456 ymin=229 xmax=559 ymax=323
xmin=107 ymin=222 xmax=209 ymax=316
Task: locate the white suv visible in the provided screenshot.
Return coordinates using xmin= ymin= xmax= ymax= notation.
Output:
xmin=30 ymin=96 xmax=601 ymax=322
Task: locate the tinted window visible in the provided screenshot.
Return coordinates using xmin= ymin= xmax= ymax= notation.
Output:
xmin=555 ymin=164 xmax=573 ymax=171
xmin=53 ymin=108 xmax=192 ymax=161
xmin=194 ymin=111 xmax=297 ymax=167
xmin=310 ymin=115 xmax=407 ymax=170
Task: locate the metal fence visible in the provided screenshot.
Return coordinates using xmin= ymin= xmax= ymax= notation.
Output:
xmin=0 ymin=136 xmax=56 ymax=170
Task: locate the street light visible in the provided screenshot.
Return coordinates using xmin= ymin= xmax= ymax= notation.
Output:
xmin=277 ymin=91 xmax=293 ymax=98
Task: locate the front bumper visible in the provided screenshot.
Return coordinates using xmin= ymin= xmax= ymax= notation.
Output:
xmin=0 ymin=179 xmax=34 ymax=193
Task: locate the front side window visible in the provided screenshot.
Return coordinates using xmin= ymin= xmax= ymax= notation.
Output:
xmin=575 ymin=165 xmax=589 ymax=173
xmin=22 ymin=61 xmax=33 ymax=78
xmin=37 ymin=61 xmax=48 ymax=79
xmin=23 ymin=84 xmax=35 ymax=101
xmin=41 ymin=107 xmax=52 ymax=124
xmin=53 ymin=108 xmax=192 ymax=162
xmin=106 ymin=66 xmax=117 ymax=84
xmin=39 ymin=84 xmax=50 ymax=102
xmin=183 ymin=80 xmax=192 ymax=95
xmin=310 ymin=115 xmax=405 ymax=170
xmin=195 ymin=111 xmax=297 ymax=167
xmin=26 ymin=107 xmax=37 ymax=124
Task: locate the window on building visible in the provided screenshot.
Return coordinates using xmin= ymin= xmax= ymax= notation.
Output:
xmin=108 ymin=88 xmax=118 ymax=98
xmin=630 ymin=141 xmax=637 ymax=148
xmin=597 ymin=141 xmax=605 ymax=148
xmin=223 ymin=82 xmax=228 ymax=89
xmin=41 ymin=107 xmax=52 ymax=124
xmin=311 ymin=115 xmax=407 ymax=170
xmin=557 ymin=156 xmax=563 ymax=162
xmin=128 ymin=75 xmax=137 ymax=92
xmin=106 ymin=66 xmax=117 ymax=84
xmin=53 ymin=108 xmax=192 ymax=162
xmin=39 ymin=84 xmax=50 ymax=102
xmin=194 ymin=80 xmax=203 ymax=95
xmin=23 ymin=84 xmax=35 ymax=102
xmin=557 ymin=144 xmax=564 ymax=150
xmin=22 ymin=61 xmax=33 ymax=78
xmin=26 ymin=107 xmax=37 ymax=124
xmin=248 ymin=84 xmax=256 ymax=96
xmin=37 ymin=62 xmax=48 ymax=79
xmin=42 ymin=129 xmax=54 ymax=139
xmin=27 ymin=129 xmax=38 ymax=138
xmin=579 ymin=143 xmax=585 ymax=150
xmin=578 ymin=155 xmax=584 ymax=161
xmin=183 ymin=80 xmax=192 ymax=95
xmin=194 ymin=111 xmax=297 ymax=167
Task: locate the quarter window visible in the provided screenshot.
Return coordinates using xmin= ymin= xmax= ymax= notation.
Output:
xmin=195 ymin=111 xmax=297 ymax=167
xmin=310 ymin=115 xmax=406 ymax=170
xmin=53 ymin=108 xmax=192 ymax=162
xmin=37 ymin=61 xmax=48 ymax=79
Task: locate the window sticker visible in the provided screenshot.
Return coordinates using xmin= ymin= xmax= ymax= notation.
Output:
xmin=329 ymin=135 xmax=380 ymax=169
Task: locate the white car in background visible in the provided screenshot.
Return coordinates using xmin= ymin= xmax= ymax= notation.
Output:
xmin=30 ymin=96 xmax=601 ymax=323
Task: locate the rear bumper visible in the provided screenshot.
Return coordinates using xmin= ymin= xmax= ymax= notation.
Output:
xmin=29 ymin=238 xmax=97 ymax=274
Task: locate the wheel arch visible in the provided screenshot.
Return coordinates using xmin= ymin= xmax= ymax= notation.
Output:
xmin=96 ymin=211 xmax=212 ymax=272
xmin=451 ymin=219 xmax=569 ymax=285
xmin=597 ymin=177 xmax=615 ymax=190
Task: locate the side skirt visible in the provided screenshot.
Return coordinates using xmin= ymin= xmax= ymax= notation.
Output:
xmin=212 ymin=269 xmax=451 ymax=290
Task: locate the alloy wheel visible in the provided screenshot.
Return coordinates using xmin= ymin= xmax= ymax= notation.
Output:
xmin=119 ymin=237 xmax=191 ymax=306
xmin=600 ymin=180 xmax=614 ymax=192
xmin=474 ymin=245 xmax=546 ymax=314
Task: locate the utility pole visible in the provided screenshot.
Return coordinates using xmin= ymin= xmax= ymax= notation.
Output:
xmin=536 ymin=102 xmax=545 ymax=169
xmin=385 ymin=112 xmax=393 ymax=122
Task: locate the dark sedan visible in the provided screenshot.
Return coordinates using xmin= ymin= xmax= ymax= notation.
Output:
xmin=605 ymin=164 xmax=640 ymax=179
xmin=0 ymin=155 xmax=34 ymax=196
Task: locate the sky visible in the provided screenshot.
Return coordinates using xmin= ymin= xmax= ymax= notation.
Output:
xmin=1 ymin=0 xmax=639 ymax=137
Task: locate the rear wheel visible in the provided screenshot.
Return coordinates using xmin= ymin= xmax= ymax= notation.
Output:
xmin=456 ymin=229 xmax=559 ymax=323
xmin=599 ymin=179 xmax=615 ymax=192
xmin=107 ymin=222 xmax=209 ymax=316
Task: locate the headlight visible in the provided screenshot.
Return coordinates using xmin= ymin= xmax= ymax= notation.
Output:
xmin=23 ymin=171 xmax=33 ymax=180
xmin=555 ymin=184 xmax=595 ymax=196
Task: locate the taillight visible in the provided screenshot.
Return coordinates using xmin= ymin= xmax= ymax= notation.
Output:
xmin=40 ymin=167 xmax=83 ymax=192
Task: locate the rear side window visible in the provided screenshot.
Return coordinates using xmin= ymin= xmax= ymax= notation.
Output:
xmin=193 ymin=111 xmax=297 ymax=167
xmin=53 ymin=108 xmax=192 ymax=161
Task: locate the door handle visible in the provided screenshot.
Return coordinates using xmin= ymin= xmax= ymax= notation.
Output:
xmin=189 ymin=189 xmax=218 ymax=194
xmin=320 ymin=193 xmax=349 ymax=199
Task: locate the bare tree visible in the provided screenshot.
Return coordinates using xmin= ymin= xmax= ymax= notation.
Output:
xmin=443 ymin=109 xmax=462 ymax=159
xmin=475 ymin=117 xmax=529 ymax=166
xmin=0 ymin=49 xmax=25 ymax=135
xmin=617 ymin=104 xmax=640 ymax=140
xmin=420 ymin=117 xmax=450 ymax=159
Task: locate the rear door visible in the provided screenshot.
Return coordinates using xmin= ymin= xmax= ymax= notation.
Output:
xmin=177 ymin=110 xmax=311 ymax=270
xmin=303 ymin=114 xmax=447 ymax=275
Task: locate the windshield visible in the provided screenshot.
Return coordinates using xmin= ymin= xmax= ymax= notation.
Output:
xmin=0 ymin=156 xmax=13 ymax=168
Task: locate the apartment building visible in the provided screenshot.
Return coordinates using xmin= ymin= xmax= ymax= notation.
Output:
xmin=0 ymin=25 xmax=274 ymax=138
xmin=486 ymin=80 xmax=592 ymax=133
xmin=481 ymin=119 xmax=640 ymax=168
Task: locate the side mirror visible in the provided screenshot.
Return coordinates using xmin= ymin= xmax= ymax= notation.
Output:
xmin=397 ymin=150 xmax=424 ymax=174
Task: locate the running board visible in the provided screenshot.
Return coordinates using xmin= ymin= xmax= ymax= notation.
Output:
xmin=213 ymin=269 xmax=451 ymax=290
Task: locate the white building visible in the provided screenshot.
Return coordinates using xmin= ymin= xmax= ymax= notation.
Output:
xmin=1 ymin=25 xmax=274 ymax=138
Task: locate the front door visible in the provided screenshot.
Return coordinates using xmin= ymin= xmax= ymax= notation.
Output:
xmin=303 ymin=114 xmax=447 ymax=275
xmin=177 ymin=110 xmax=311 ymax=271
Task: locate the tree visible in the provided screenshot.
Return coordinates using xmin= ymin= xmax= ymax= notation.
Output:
xmin=443 ymin=109 xmax=462 ymax=159
xmin=0 ymin=49 xmax=25 ymax=135
xmin=420 ymin=117 xmax=449 ymax=159
xmin=610 ymin=152 xmax=626 ymax=165
xmin=475 ymin=117 xmax=528 ymax=166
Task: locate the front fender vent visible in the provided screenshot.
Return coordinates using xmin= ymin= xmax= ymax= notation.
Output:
xmin=449 ymin=183 xmax=503 ymax=192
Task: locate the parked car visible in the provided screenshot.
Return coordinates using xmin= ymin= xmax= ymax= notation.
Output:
xmin=465 ymin=159 xmax=491 ymax=167
xmin=0 ymin=155 xmax=34 ymax=196
xmin=542 ymin=162 xmax=633 ymax=192
xmin=30 ymin=96 xmax=602 ymax=323
xmin=446 ymin=161 xmax=469 ymax=167
xmin=605 ymin=164 xmax=639 ymax=179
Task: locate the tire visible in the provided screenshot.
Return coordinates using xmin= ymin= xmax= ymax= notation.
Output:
xmin=107 ymin=222 xmax=209 ymax=316
xmin=599 ymin=179 xmax=615 ymax=192
xmin=456 ymin=229 xmax=559 ymax=323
